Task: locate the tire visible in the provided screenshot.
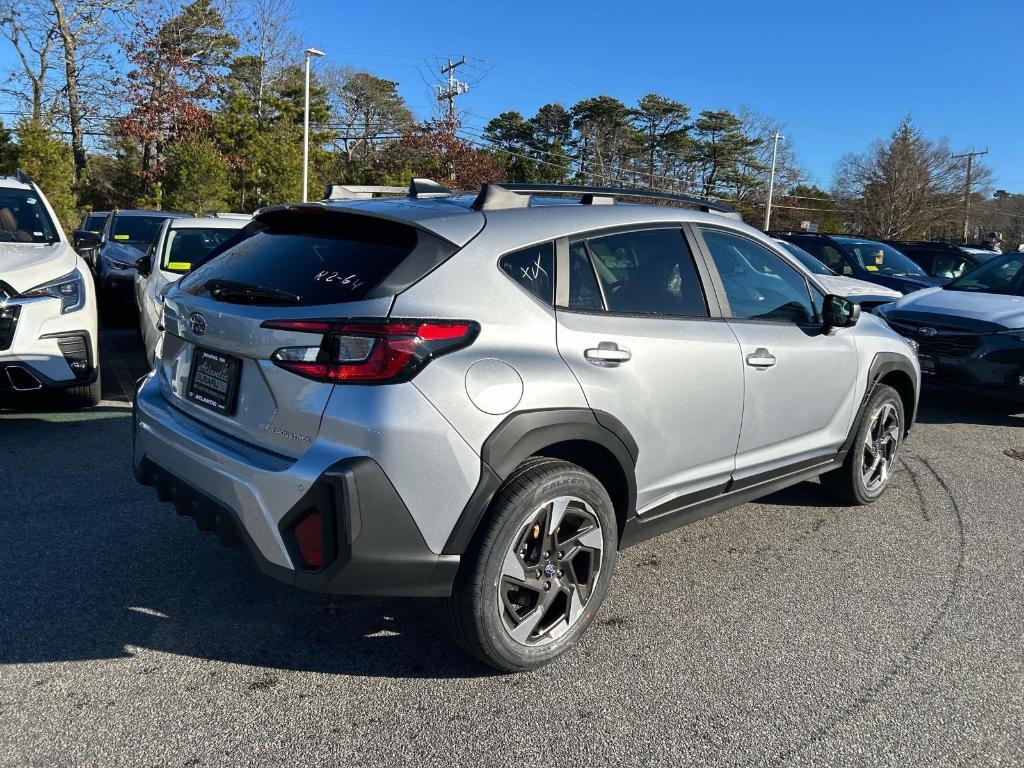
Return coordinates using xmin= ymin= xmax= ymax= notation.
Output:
xmin=64 ymin=369 xmax=102 ymax=408
xmin=447 ymin=457 xmax=618 ymax=672
xmin=821 ymin=383 xmax=904 ymax=505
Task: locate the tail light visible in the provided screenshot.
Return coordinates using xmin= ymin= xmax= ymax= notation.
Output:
xmin=262 ymin=318 xmax=479 ymax=384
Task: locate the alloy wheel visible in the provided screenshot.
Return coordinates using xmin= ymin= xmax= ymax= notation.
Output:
xmin=862 ymin=402 xmax=900 ymax=493
xmin=497 ymin=496 xmax=604 ymax=646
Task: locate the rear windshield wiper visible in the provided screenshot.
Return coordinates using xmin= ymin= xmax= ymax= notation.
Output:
xmin=207 ymin=279 xmax=301 ymax=305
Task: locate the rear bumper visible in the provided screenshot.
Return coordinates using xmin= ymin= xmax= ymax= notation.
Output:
xmin=132 ymin=375 xmax=460 ymax=597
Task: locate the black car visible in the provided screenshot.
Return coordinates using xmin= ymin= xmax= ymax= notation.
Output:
xmin=71 ymin=210 xmax=109 ymax=267
xmin=76 ymin=209 xmax=189 ymax=309
xmin=883 ymin=240 xmax=986 ymax=280
xmin=770 ymin=232 xmax=945 ymax=294
xmin=876 ymin=251 xmax=1024 ymax=402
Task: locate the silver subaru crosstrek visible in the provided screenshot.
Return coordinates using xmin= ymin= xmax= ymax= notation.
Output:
xmin=133 ymin=181 xmax=920 ymax=672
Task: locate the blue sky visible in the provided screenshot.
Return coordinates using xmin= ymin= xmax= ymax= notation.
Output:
xmin=295 ymin=0 xmax=1024 ymax=192
xmin=1 ymin=0 xmax=1020 ymax=191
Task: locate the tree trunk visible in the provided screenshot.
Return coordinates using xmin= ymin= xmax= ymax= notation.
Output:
xmin=51 ymin=0 xmax=87 ymax=191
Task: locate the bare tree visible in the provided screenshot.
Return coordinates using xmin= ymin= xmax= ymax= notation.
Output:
xmin=48 ymin=0 xmax=135 ymax=187
xmin=834 ymin=117 xmax=987 ymax=239
xmin=237 ymin=0 xmax=298 ymax=120
xmin=732 ymin=108 xmax=804 ymax=213
xmin=0 ymin=0 xmax=59 ymax=122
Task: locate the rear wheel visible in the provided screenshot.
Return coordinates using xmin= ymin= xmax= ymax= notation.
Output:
xmin=822 ymin=383 xmax=904 ymax=505
xmin=447 ymin=458 xmax=617 ymax=672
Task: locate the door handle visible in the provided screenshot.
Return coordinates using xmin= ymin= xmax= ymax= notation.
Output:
xmin=585 ymin=342 xmax=631 ymax=365
xmin=745 ymin=348 xmax=776 ymax=368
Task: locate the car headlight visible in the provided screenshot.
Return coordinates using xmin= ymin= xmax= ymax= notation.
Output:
xmin=995 ymin=328 xmax=1024 ymax=342
xmin=103 ymin=253 xmax=134 ymax=270
xmin=21 ymin=270 xmax=86 ymax=314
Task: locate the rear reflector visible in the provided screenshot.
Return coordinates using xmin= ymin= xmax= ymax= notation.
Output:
xmin=293 ymin=511 xmax=324 ymax=569
xmin=263 ymin=318 xmax=479 ymax=384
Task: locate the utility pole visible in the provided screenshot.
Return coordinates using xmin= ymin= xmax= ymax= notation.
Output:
xmin=952 ymin=149 xmax=988 ymax=243
xmin=764 ymin=131 xmax=784 ymax=231
xmin=436 ymin=57 xmax=469 ymax=123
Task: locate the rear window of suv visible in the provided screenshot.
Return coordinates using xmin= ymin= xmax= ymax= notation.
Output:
xmin=177 ymin=209 xmax=428 ymax=306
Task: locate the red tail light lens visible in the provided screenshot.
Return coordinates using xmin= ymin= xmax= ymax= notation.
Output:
xmin=262 ymin=318 xmax=479 ymax=384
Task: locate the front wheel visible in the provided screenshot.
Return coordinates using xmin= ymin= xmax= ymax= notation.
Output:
xmin=821 ymin=383 xmax=904 ymax=505
xmin=447 ymin=458 xmax=617 ymax=672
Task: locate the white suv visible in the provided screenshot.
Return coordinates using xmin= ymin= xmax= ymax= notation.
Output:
xmin=0 ymin=171 xmax=100 ymax=406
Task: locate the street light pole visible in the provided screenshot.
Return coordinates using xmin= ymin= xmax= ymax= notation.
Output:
xmin=302 ymin=47 xmax=326 ymax=203
xmin=764 ymin=130 xmax=784 ymax=231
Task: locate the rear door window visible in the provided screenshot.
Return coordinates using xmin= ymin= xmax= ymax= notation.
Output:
xmin=564 ymin=228 xmax=708 ymax=317
xmin=586 ymin=229 xmax=707 ymax=317
xmin=567 ymin=241 xmax=603 ymax=311
xmin=178 ymin=211 xmax=437 ymax=306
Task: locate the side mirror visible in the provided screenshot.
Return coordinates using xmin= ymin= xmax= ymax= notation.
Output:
xmin=73 ymin=229 xmax=100 ymax=249
xmin=135 ymin=254 xmax=152 ymax=278
xmin=823 ymin=294 xmax=860 ymax=330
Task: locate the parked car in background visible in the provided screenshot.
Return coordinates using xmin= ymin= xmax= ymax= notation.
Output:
xmin=771 ymin=232 xmax=945 ymax=294
xmin=133 ymin=180 xmax=920 ymax=672
xmin=883 ymin=240 xmax=986 ymax=280
xmin=876 ymin=250 xmax=1024 ymax=402
xmin=78 ymin=209 xmax=188 ymax=314
xmin=0 ymin=171 xmax=100 ymax=406
xmin=961 ymin=246 xmax=1002 ymax=263
xmin=774 ymin=239 xmax=901 ymax=309
xmin=71 ymin=210 xmax=108 ymax=268
xmin=134 ymin=216 xmax=249 ymax=365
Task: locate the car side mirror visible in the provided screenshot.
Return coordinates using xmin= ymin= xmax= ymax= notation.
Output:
xmin=823 ymin=294 xmax=860 ymax=330
xmin=135 ymin=254 xmax=152 ymax=278
xmin=73 ymin=229 xmax=100 ymax=249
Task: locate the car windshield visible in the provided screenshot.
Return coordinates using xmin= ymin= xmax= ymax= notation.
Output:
xmin=945 ymin=252 xmax=1024 ymax=296
xmin=777 ymin=240 xmax=834 ymax=275
xmin=83 ymin=214 xmax=107 ymax=232
xmin=162 ymin=228 xmax=241 ymax=274
xmin=834 ymin=238 xmax=927 ymax=277
xmin=0 ymin=187 xmax=59 ymax=244
xmin=109 ymin=214 xmax=169 ymax=248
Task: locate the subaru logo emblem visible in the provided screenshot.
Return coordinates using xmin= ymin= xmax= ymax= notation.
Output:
xmin=919 ymin=327 xmax=937 ymax=337
xmin=189 ymin=312 xmax=207 ymax=336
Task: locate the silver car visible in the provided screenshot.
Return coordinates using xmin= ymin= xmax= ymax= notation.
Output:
xmin=132 ymin=181 xmax=920 ymax=671
xmin=133 ymin=216 xmax=250 ymax=365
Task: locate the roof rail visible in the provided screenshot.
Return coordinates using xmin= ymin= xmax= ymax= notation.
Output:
xmin=323 ymin=184 xmax=406 ymax=201
xmin=14 ymin=167 xmax=33 ymax=186
xmin=407 ymin=178 xmax=453 ymax=199
xmin=470 ymin=183 xmax=741 ymax=219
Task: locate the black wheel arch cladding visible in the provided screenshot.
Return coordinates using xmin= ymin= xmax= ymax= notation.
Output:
xmin=442 ymin=408 xmax=638 ymax=555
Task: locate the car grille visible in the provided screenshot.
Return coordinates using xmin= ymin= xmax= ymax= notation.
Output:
xmin=887 ymin=319 xmax=983 ymax=359
xmin=0 ymin=305 xmax=20 ymax=351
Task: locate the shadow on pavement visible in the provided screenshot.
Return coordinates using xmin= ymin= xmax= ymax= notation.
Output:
xmin=0 ymin=411 xmax=489 ymax=681
xmin=913 ymin=386 xmax=1024 ymax=428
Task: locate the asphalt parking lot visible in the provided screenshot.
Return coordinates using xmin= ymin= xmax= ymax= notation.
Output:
xmin=1 ymin=325 xmax=1023 ymax=767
